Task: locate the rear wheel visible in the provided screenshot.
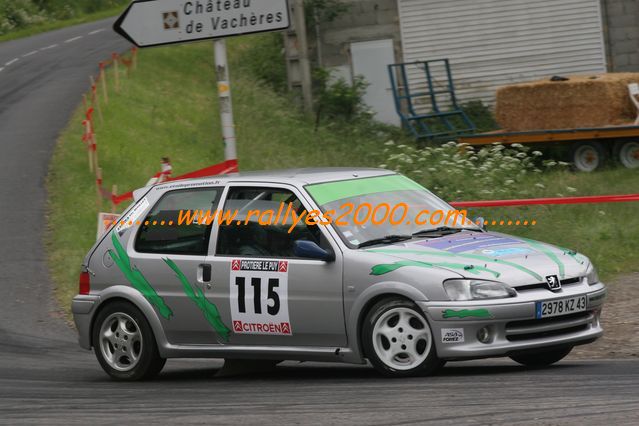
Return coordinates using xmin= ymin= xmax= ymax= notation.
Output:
xmin=571 ymin=141 xmax=607 ymax=172
xmin=92 ymin=301 xmax=165 ymax=381
xmin=362 ymin=298 xmax=444 ymax=377
xmin=614 ymin=140 xmax=639 ymax=169
xmin=509 ymin=346 xmax=573 ymax=367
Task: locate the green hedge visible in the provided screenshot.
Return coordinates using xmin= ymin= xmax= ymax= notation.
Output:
xmin=0 ymin=0 xmax=128 ymax=35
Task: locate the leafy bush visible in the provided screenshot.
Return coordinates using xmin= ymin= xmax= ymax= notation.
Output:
xmin=0 ymin=0 xmax=46 ymax=33
xmin=0 ymin=0 xmax=129 ymax=35
xmin=313 ymin=68 xmax=369 ymax=121
xmin=34 ymin=0 xmax=127 ymax=15
xmin=380 ymin=141 xmax=569 ymax=200
xmin=234 ymin=33 xmax=288 ymax=93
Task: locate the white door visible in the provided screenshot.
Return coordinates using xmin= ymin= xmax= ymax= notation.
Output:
xmin=351 ymin=39 xmax=400 ymax=126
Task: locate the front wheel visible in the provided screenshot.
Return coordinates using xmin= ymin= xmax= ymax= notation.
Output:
xmin=509 ymin=346 xmax=573 ymax=367
xmin=362 ymin=298 xmax=444 ymax=377
xmin=92 ymin=301 xmax=166 ymax=381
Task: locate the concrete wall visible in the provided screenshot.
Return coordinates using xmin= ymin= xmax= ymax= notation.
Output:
xmin=309 ymin=0 xmax=401 ymax=70
xmin=603 ymin=0 xmax=639 ymax=71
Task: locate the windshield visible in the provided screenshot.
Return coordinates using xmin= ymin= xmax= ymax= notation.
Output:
xmin=305 ymin=174 xmax=479 ymax=248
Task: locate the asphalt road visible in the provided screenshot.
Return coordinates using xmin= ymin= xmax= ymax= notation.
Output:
xmin=1 ymin=19 xmax=639 ymax=425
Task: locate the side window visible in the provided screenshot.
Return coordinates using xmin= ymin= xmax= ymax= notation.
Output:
xmin=135 ymin=188 xmax=221 ymax=255
xmin=216 ymin=187 xmax=323 ymax=258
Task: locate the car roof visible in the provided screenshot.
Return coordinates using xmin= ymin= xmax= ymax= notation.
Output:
xmin=155 ymin=167 xmax=396 ymax=190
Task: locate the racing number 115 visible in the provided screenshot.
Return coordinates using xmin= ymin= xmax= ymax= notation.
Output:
xmin=235 ymin=277 xmax=280 ymax=315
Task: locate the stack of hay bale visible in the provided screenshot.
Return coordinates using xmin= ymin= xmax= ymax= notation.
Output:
xmin=496 ymin=73 xmax=639 ymax=131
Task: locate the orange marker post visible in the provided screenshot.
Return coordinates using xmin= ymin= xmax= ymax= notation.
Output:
xmin=90 ymin=76 xmax=104 ymax=125
xmin=96 ymin=167 xmax=103 ymax=208
xmin=99 ymin=62 xmax=108 ymax=105
xmin=82 ymin=119 xmax=94 ymax=173
xmin=113 ymin=53 xmax=120 ymax=93
xmin=91 ymin=133 xmax=99 ymax=175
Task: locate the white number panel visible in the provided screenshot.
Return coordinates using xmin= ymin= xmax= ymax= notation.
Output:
xmin=229 ymin=259 xmax=292 ymax=335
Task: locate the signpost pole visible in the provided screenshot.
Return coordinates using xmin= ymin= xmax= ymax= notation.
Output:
xmin=214 ymin=39 xmax=237 ymax=162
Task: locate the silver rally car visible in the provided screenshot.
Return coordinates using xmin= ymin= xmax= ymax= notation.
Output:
xmin=73 ymin=168 xmax=606 ymax=379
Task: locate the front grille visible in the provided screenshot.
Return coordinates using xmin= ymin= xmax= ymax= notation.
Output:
xmin=505 ymin=311 xmax=594 ymax=342
xmin=515 ymin=276 xmax=582 ymax=292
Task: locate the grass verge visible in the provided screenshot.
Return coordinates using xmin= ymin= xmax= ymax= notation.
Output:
xmin=0 ymin=6 xmax=122 ymax=43
xmin=47 ymin=36 xmax=639 ymax=313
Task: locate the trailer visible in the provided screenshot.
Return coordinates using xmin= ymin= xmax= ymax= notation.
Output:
xmin=388 ymin=59 xmax=639 ymax=172
xmin=458 ymin=125 xmax=639 ymax=172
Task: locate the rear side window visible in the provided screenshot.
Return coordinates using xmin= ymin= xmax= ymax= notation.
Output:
xmin=135 ymin=188 xmax=221 ymax=255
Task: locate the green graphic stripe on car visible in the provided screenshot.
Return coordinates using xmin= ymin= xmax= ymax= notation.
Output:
xmin=442 ymin=309 xmax=492 ymax=319
xmin=370 ymin=260 xmax=501 ymax=278
xmin=306 ymin=174 xmax=425 ymax=206
xmin=557 ymin=247 xmax=587 ymax=265
xmin=109 ymin=233 xmax=173 ymax=320
xmin=519 ymin=238 xmax=565 ymax=278
xmin=163 ymin=258 xmax=231 ymax=342
xmin=368 ymin=249 xmax=542 ymax=281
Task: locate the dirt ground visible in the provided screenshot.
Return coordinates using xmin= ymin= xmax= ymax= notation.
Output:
xmin=571 ymin=271 xmax=639 ymax=359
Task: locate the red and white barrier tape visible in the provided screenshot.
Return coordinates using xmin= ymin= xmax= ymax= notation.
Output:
xmin=109 ymin=159 xmax=239 ymax=206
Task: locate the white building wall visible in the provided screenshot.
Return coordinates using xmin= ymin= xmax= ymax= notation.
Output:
xmin=397 ymin=0 xmax=608 ymax=107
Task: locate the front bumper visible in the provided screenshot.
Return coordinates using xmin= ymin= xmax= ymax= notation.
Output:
xmin=72 ymin=294 xmax=100 ymax=350
xmin=418 ymin=283 xmax=606 ymax=360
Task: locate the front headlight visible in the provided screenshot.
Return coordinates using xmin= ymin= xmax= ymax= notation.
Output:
xmin=444 ymin=279 xmax=517 ymax=301
xmin=586 ymin=265 xmax=599 ymax=285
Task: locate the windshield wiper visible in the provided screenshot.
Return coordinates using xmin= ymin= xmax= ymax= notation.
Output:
xmin=357 ymin=234 xmax=413 ymax=249
xmin=412 ymin=226 xmax=471 ymax=238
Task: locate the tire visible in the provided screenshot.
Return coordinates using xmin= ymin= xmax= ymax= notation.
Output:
xmin=570 ymin=141 xmax=607 ymax=172
xmin=509 ymin=346 xmax=573 ymax=367
xmin=614 ymin=140 xmax=639 ymax=169
xmin=362 ymin=298 xmax=444 ymax=377
xmin=92 ymin=301 xmax=166 ymax=381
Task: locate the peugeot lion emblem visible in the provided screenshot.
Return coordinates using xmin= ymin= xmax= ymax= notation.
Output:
xmin=545 ymin=275 xmax=561 ymax=291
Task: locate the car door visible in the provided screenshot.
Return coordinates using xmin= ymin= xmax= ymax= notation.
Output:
xmin=127 ymin=186 xmax=226 ymax=345
xmin=207 ymin=183 xmax=347 ymax=347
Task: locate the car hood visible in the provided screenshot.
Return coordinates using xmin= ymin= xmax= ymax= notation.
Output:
xmin=365 ymin=231 xmax=591 ymax=287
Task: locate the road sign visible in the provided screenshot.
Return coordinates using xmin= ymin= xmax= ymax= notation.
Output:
xmin=114 ymin=0 xmax=291 ymax=48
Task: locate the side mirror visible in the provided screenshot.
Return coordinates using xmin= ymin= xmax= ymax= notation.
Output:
xmin=474 ymin=216 xmax=487 ymax=231
xmin=294 ymin=240 xmax=335 ymax=262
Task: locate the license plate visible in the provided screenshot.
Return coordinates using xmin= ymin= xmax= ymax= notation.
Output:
xmin=535 ymin=295 xmax=587 ymax=319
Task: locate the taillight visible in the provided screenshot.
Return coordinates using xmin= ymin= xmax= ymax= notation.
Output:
xmin=79 ymin=271 xmax=91 ymax=295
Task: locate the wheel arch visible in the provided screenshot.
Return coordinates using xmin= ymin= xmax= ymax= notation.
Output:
xmin=347 ymin=281 xmax=428 ymax=361
xmin=89 ymin=286 xmax=169 ymax=355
